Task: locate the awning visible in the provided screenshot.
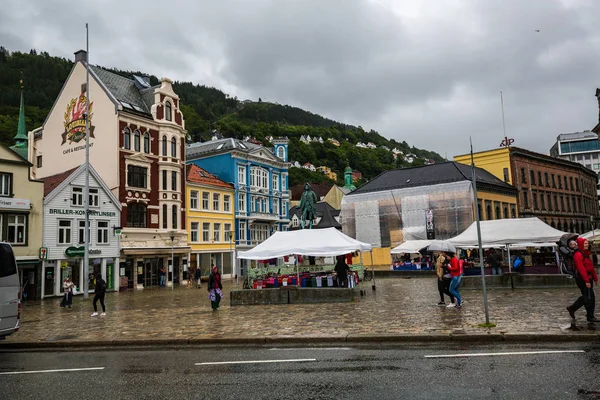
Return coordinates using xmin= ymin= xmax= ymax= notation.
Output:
xmin=448 ymin=218 xmax=566 ymax=246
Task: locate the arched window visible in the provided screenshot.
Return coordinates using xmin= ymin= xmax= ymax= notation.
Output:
xmin=127 ymin=203 xmax=147 ymax=228
xmin=485 ymin=205 xmax=492 ymax=221
xmin=123 ymin=127 xmax=131 ymax=150
xmin=162 ymin=135 xmax=167 ymax=156
xmin=171 ymin=137 xmax=177 ymax=158
xmin=557 ymin=221 xmax=562 ymax=231
xmin=134 ymin=130 xmax=141 ymax=152
xmin=165 ymin=101 xmax=172 ymax=121
xmin=172 ymin=205 xmax=178 ymax=229
xmin=277 ymin=146 xmax=285 ymax=159
xmin=143 ymin=132 xmax=150 ymax=153
xmin=162 ymin=204 xmax=167 ymax=229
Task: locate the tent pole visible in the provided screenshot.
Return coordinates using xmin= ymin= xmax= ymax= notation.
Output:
xmin=507 ymin=245 xmax=512 ymax=273
xmin=296 ymin=256 xmax=300 ymax=288
xmin=370 ymin=251 xmax=376 ymax=291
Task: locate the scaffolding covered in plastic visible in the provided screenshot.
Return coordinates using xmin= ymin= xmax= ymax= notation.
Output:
xmin=340 ymin=181 xmax=474 ymax=248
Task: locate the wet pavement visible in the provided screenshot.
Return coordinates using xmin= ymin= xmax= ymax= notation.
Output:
xmin=4 ymin=277 xmax=599 ymax=344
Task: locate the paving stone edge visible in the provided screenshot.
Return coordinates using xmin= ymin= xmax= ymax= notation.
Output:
xmin=1 ymin=332 xmax=599 ymax=349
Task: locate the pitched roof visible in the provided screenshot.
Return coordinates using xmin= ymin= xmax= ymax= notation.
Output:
xmin=43 ymin=167 xmax=78 ymax=196
xmin=186 ymin=138 xmax=262 ymax=159
xmin=90 ymin=66 xmax=157 ymax=115
xmin=349 ymin=161 xmax=516 ymax=195
xmin=290 ymin=182 xmax=333 ymax=201
xmin=289 ymin=202 xmax=341 ymax=230
xmin=186 ymin=164 xmax=233 ymax=189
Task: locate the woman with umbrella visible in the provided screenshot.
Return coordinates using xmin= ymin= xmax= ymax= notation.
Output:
xmin=428 ymin=241 xmax=462 ymax=309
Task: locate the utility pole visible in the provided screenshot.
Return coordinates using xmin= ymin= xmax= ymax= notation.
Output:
xmin=83 ymin=23 xmax=91 ymax=299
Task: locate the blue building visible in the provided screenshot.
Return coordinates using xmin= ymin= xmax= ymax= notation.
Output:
xmin=186 ymin=137 xmax=290 ymax=272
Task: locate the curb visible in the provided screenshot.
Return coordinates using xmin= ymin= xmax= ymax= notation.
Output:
xmin=2 ymin=332 xmax=599 ymax=349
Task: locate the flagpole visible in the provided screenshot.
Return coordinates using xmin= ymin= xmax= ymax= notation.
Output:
xmin=470 ymin=136 xmax=490 ymax=324
xmin=83 ymin=23 xmax=91 ymax=299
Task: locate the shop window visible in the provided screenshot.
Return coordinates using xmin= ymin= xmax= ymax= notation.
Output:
xmin=0 ymin=173 xmax=11 ymax=197
xmin=7 ymin=214 xmax=26 ymax=245
xmin=202 ymin=192 xmax=209 ymax=210
xmin=58 ymin=220 xmax=72 ymax=245
xmin=190 ymin=222 xmax=199 ymax=242
xmin=171 ymin=137 xmax=177 ymax=158
xmin=172 ymin=205 xmax=178 ymax=229
xmin=71 ymin=187 xmax=83 ymax=206
xmin=224 ymin=195 xmax=231 ymax=212
xmin=127 ymin=165 xmax=147 ymax=188
xmin=89 ymin=188 xmax=99 ymax=207
xmin=134 ymin=130 xmax=141 ymax=152
xmin=213 ymin=193 xmax=220 ymax=211
xmin=97 ymin=221 xmax=109 ymax=244
xmin=144 ymin=132 xmax=150 ymax=153
xmin=213 ymin=223 xmax=221 ymax=242
xmin=162 ymin=204 xmax=167 ymax=229
xmin=165 ymin=101 xmax=172 ymax=121
xmin=202 ymin=222 xmax=210 ymax=242
xmin=190 ymin=191 xmax=199 ymax=210
xmin=127 ymin=203 xmax=147 ymax=228
xmin=123 ymin=127 xmax=131 ymax=150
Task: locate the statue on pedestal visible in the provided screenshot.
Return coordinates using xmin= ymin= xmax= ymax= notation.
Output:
xmin=299 ymin=183 xmax=317 ymax=229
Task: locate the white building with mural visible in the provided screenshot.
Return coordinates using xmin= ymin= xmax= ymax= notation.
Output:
xmin=41 ymin=164 xmax=121 ymax=297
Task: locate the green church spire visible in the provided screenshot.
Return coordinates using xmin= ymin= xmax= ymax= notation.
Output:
xmin=10 ymin=78 xmax=28 ymax=160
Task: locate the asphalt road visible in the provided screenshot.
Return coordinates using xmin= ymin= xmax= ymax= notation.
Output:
xmin=1 ymin=343 xmax=600 ymax=399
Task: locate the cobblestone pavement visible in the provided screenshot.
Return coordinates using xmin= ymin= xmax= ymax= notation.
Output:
xmin=4 ymin=278 xmax=598 ymax=344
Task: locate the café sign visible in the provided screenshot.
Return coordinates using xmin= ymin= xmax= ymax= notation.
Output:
xmin=64 ymin=246 xmax=102 ymax=258
xmin=49 ymin=209 xmax=117 ymax=217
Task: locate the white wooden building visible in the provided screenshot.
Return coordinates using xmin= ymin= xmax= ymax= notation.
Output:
xmin=41 ymin=164 xmax=121 ymax=297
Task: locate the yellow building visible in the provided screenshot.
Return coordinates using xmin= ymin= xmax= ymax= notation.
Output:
xmin=454 ymin=147 xmax=513 ymax=185
xmin=317 ymin=166 xmax=338 ymax=182
xmin=186 ymin=165 xmax=236 ymax=278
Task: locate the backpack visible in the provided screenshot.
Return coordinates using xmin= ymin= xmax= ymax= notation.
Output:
xmin=513 ymin=256 xmax=523 ymax=269
xmin=556 ymin=233 xmax=579 ymax=277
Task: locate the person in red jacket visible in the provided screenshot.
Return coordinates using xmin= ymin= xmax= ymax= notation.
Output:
xmin=567 ymin=237 xmax=599 ymax=323
xmin=447 ymin=252 xmax=463 ymax=309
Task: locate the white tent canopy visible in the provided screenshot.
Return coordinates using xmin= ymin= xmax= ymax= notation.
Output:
xmin=237 ymin=227 xmax=372 ymax=260
xmin=390 ymin=240 xmax=432 ymax=254
xmin=448 ymin=217 xmax=567 ymax=247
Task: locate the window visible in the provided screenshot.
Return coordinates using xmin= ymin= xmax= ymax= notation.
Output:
xmin=503 ymin=206 xmax=509 ymax=219
xmin=144 ymin=132 xmax=150 ymax=153
xmin=127 ymin=203 xmax=147 ymax=228
xmin=71 ymin=187 xmax=83 ymax=206
xmin=78 ymin=220 xmax=91 ymax=244
xmin=213 ymin=193 xmax=220 ymax=211
xmin=162 ymin=170 xmax=167 ymax=191
xmin=503 ymin=168 xmax=509 ymax=183
xmin=250 ymin=167 xmax=268 ymax=188
xmin=277 ymin=147 xmax=285 ymax=159
xmin=554 ymin=195 xmax=558 ymax=211
xmin=202 ymin=192 xmax=209 ymax=210
xmin=171 ymin=171 xmax=177 ymax=191
xmin=560 ymin=139 xmax=600 ymax=153
xmin=523 ymin=192 xmax=529 ymax=209
xmin=274 ymin=199 xmax=279 ymax=216
xmin=202 ymin=223 xmax=210 ymax=242
xmin=558 ymin=175 xmax=562 ymax=189
xmin=552 ymin=174 xmax=556 ymax=188
xmin=58 ymin=220 xmax=72 ymax=245
xmin=532 ymin=192 xmax=538 ymax=210
xmin=134 ymin=130 xmax=141 ymax=152
xmin=250 ymin=223 xmax=269 ymax=243
xmin=570 ymin=177 xmax=574 ymax=191
xmin=239 ymin=221 xmax=246 ymax=241
xmin=575 ymin=178 xmax=580 ymax=192
xmin=567 ymin=196 xmax=572 ymax=212
xmin=224 ymin=195 xmax=231 ymax=212
xmin=165 ymin=101 xmax=172 ymax=121
xmin=238 ymin=166 xmax=246 ymax=185
xmin=224 ymin=223 xmax=232 ymax=241
xmin=577 ymin=197 xmax=582 ymax=213
xmin=282 ymin=200 xmax=288 ymax=217
xmin=171 ymin=137 xmax=177 ymax=158
xmin=7 ymin=215 xmax=26 ymax=244
xmin=564 ymin=176 xmax=568 ymax=189
xmin=190 ymin=222 xmax=199 ymax=242
xmin=89 ymin=188 xmax=99 ymax=207
xmin=544 ymin=172 xmax=550 ymax=187
xmin=97 ymin=221 xmax=109 ymax=244
xmin=36 ymin=155 xmax=42 ymax=168
xmin=123 ymin=127 xmax=131 ymax=150
xmin=238 ymin=193 xmax=246 ymax=212
xmin=538 ymin=172 xmax=543 ymax=186
xmin=162 ymin=136 xmax=167 ymax=156
xmin=547 ymin=194 xmax=552 ymax=211
xmin=272 ymin=174 xmax=279 ymax=191
xmin=172 ymin=205 xmax=178 ymax=229
xmin=190 ymin=191 xmax=199 ymax=209
xmin=282 ymin=175 xmax=287 ymax=191
xmin=520 ymin=168 xmax=527 ymax=184
xmin=162 ymin=204 xmax=167 ymax=229
xmin=495 ymin=205 xmax=501 ymax=219
xmin=530 ymin=170 xmax=536 ymax=185
xmin=0 ymin=173 xmax=11 ymax=196
xmin=127 ymin=165 xmax=147 ymax=188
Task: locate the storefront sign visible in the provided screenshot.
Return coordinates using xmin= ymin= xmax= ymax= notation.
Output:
xmin=61 ymin=90 xmax=95 ymax=147
xmin=39 ymin=247 xmax=48 ymax=260
xmin=426 ymin=210 xmax=435 ymax=240
xmin=64 ymin=246 xmax=102 ymax=257
xmin=0 ymin=198 xmax=30 ymax=210
xmin=49 ymin=209 xmax=117 ymax=217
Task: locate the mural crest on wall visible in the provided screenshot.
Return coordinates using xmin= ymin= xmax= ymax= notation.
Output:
xmin=61 ymin=90 xmax=95 ymax=145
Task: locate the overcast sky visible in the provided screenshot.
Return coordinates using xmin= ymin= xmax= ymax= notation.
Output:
xmin=2 ymin=0 xmax=600 ymax=158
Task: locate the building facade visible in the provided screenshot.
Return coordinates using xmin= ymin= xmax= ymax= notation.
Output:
xmin=0 ymin=144 xmax=44 ymax=300
xmin=28 ymin=50 xmax=190 ymax=290
xmin=186 ymin=164 xmax=235 ymax=277
xmin=455 ymin=147 xmax=599 ymax=233
xmin=41 ymin=165 xmax=121 ymax=297
xmin=186 ymin=137 xmax=290 ymax=276
xmin=550 ymin=131 xmax=600 ymax=204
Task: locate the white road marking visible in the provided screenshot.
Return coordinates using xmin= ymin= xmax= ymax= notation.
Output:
xmin=424 ymin=350 xmax=585 ymax=359
xmin=0 ymin=367 xmax=105 ymax=375
xmin=196 ymin=358 xmax=316 ymax=366
xmin=268 ymin=347 xmax=352 ymax=351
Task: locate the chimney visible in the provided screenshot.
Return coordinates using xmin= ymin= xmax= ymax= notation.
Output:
xmin=74 ymin=50 xmax=87 ymax=63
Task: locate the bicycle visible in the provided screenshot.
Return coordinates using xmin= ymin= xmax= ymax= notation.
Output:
xmin=363 ymin=267 xmax=373 ymax=281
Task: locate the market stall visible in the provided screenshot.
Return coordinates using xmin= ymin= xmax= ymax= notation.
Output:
xmin=237 ymin=227 xmax=373 ymax=290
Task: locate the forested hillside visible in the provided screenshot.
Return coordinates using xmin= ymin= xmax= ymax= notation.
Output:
xmin=0 ymin=47 xmax=444 ymax=186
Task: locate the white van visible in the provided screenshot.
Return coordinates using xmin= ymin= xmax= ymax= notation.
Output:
xmin=0 ymin=243 xmax=20 ymax=339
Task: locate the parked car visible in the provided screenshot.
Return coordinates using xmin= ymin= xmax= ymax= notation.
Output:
xmin=0 ymin=243 xmax=20 ymax=339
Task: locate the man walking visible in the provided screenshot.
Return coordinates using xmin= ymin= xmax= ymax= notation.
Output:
xmin=486 ymin=249 xmax=502 ymax=276
xmin=91 ymin=274 xmax=107 ymax=317
xmin=435 ymin=252 xmax=454 ymax=306
xmin=159 ymin=266 xmax=166 ymax=287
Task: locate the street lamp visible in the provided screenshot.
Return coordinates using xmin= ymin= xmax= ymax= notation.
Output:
xmin=169 ymin=231 xmax=175 ymax=291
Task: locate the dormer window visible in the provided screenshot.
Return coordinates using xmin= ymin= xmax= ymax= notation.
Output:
xmin=123 ymin=127 xmax=131 ymax=150
xmin=277 ymin=146 xmax=285 ymax=159
xmin=165 ymin=101 xmax=172 ymax=121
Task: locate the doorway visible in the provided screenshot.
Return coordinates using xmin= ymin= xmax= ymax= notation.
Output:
xmin=143 ymin=258 xmax=163 ymax=287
